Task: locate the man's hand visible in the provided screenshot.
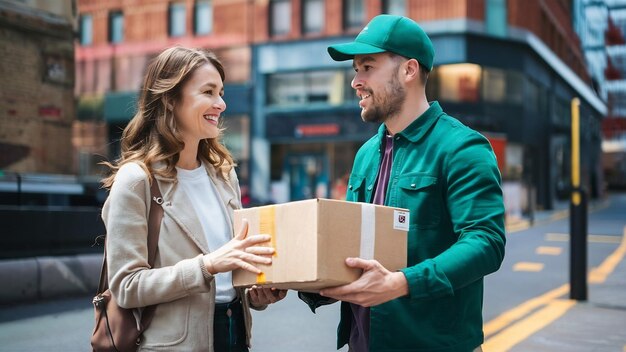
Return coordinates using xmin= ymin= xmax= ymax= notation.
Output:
xmin=319 ymin=258 xmax=409 ymax=307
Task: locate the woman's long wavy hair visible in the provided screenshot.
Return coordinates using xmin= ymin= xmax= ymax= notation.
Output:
xmin=101 ymin=46 xmax=235 ymax=189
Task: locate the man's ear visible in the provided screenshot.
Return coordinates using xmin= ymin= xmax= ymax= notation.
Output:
xmin=403 ymin=59 xmax=420 ymax=83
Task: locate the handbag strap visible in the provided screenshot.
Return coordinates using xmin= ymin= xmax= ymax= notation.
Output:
xmin=146 ymin=180 xmax=164 ymax=265
xmin=96 ymin=179 xmax=164 ymax=307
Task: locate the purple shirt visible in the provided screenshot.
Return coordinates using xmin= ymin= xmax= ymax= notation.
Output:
xmin=349 ymin=133 xmax=394 ymax=351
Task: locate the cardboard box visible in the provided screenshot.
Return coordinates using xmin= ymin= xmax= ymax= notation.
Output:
xmin=233 ymin=198 xmax=408 ymax=292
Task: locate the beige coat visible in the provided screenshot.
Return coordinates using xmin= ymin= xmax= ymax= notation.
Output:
xmin=102 ymin=161 xmax=256 ymax=351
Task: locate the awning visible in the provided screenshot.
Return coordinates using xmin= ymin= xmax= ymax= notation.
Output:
xmin=104 ymin=91 xmax=138 ymax=123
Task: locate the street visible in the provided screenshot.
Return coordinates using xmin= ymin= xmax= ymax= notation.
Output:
xmin=0 ymin=193 xmax=625 ymax=352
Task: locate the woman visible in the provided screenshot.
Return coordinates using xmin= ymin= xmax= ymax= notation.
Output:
xmin=101 ymin=46 xmax=286 ymax=351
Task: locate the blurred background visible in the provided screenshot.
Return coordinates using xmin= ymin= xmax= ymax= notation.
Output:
xmin=0 ymin=0 xmax=624 ymax=256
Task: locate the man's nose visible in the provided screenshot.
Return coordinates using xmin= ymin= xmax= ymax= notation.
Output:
xmin=351 ymin=73 xmax=362 ymax=90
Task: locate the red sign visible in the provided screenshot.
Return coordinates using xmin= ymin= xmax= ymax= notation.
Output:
xmin=295 ymin=123 xmax=340 ymax=137
xmin=39 ymin=106 xmax=62 ymax=120
xmin=602 ymin=118 xmax=626 ymax=139
xmin=485 ymin=135 xmax=506 ymax=174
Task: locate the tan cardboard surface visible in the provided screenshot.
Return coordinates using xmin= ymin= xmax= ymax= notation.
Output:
xmin=233 ymin=199 xmax=407 ymax=292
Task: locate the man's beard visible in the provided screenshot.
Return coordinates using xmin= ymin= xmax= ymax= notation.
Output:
xmin=361 ymin=74 xmax=406 ymax=124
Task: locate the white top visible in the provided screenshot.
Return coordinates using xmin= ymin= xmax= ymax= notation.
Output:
xmin=176 ymin=165 xmax=236 ymax=303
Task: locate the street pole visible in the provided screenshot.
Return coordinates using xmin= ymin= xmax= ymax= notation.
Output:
xmin=569 ymin=97 xmax=588 ymax=301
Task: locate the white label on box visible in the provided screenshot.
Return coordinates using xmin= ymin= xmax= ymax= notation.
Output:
xmin=393 ymin=210 xmax=410 ymax=231
xmin=360 ymin=204 xmax=376 ymax=260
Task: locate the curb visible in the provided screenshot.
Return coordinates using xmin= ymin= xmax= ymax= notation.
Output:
xmin=0 ymin=253 xmax=102 ymax=304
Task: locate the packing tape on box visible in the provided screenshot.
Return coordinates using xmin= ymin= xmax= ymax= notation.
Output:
xmin=360 ymin=204 xmax=375 ymax=260
xmin=257 ymin=206 xmax=277 ymax=283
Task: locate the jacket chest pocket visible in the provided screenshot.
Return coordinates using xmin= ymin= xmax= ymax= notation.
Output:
xmin=396 ymin=175 xmax=441 ymax=229
xmin=346 ymin=175 xmax=369 ymax=202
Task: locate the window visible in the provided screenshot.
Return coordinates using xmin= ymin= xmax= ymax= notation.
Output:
xmin=482 ymin=68 xmax=523 ymax=104
xmin=108 ymin=11 xmax=124 ymax=44
xmin=169 ymin=2 xmax=187 ymax=37
xmin=382 ymin=0 xmax=405 ymax=16
xmin=482 ymin=68 xmax=506 ymax=102
xmin=552 ymin=97 xmax=570 ymax=126
xmin=308 ymin=71 xmax=336 ymax=102
xmin=343 ymin=0 xmax=365 ymax=30
xmin=302 ymin=0 xmax=324 ymax=34
xmin=267 ymin=70 xmax=354 ymax=106
xmin=79 ymin=14 xmax=93 ymax=46
xmin=194 ymin=0 xmax=212 ymax=35
xmin=342 ymin=68 xmax=358 ymax=103
xmin=268 ymin=72 xmax=306 ymax=105
xmin=437 ymin=64 xmax=481 ymax=102
xmin=270 ymin=0 xmax=291 ymax=36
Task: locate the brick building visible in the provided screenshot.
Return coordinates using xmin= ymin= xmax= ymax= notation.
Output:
xmin=0 ymin=0 xmax=76 ymax=174
xmin=75 ymin=0 xmax=255 ymax=181
xmin=76 ymin=0 xmax=605 ymax=211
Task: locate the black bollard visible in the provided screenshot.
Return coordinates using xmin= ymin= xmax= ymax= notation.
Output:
xmin=569 ymin=187 xmax=588 ymax=300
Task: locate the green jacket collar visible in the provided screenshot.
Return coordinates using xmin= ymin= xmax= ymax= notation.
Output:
xmin=378 ymin=101 xmax=444 ymax=143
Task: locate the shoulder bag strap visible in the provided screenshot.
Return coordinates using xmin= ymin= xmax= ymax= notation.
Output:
xmin=146 ymin=180 xmax=164 ymax=266
xmin=138 ymin=179 xmax=163 ymax=331
xmin=96 ymin=179 xmax=164 ymax=328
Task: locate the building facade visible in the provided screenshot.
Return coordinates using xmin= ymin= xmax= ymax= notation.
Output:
xmin=251 ymin=0 xmax=605 ymax=215
xmin=75 ymin=0 xmax=606 ymax=212
xmin=0 ymin=0 xmax=76 ymax=174
xmin=75 ymin=0 xmax=256 ymax=191
xmin=575 ymin=0 xmax=626 ymax=188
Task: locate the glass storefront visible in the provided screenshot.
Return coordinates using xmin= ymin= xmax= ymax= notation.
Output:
xmin=267 ymin=68 xmax=356 ymax=106
xmin=269 ymin=142 xmax=360 ymax=203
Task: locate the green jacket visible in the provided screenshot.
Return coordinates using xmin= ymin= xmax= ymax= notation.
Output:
xmin=305 ymin=102 xmax=506 ymax=352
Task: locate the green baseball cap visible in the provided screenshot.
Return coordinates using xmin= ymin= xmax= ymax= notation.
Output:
xmin=328 ymin=15 xmax=435 ymax=70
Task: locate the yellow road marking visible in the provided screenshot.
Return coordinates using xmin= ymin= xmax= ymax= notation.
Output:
xmin=513 ymin=262 xmax=544 ymax=272
xmin=545 ymin=233 xmax=622 ymax=244
xmin=483 ymin=284 xmax=568 ymax=337
xmin=589 ymin=228 xmax=626 ymax=284
xmin=506 ymin=219 xmax=531 ymax=233
xmin=506 ymin=199 xmax=610 ymax=236
xmin=535 ymin=246 xmax=562 ymax=255
xmin=484 ymin=226 xmax=626 ymax=349
xmin=549 ymin=209 xmax=569 ymax=221
xmin=483 ymin=299 xmax=576 ymax=352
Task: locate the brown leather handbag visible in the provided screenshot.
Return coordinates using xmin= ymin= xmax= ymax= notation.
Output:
xmin=91 ymin=181 xmax=164 ymax=352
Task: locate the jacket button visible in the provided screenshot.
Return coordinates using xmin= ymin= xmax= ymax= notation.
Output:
xmin=395 ymin=136 xmax=400 ymax=140
xmin=367 ymin=185 xmax=373 ymax=191
xmin=348 ymin=185 xmax=353 ymax=190
xmin=411 ymin=183 xmax=416 ymax=188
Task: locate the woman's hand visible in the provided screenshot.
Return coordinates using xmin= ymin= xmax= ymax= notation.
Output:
xmin=203 ymin=219 xmax=275 ymax=274
xmin=248 ymin=286 xmax=288 ymax=307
